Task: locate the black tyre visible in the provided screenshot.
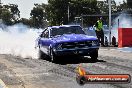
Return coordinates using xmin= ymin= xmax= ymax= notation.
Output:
xmin=90 ymin=50 xmax=98 ymax=61
xmin=50 ymin=50 xmax=57 ymax=62
xmin=38 ymin=50 xmax=47 ymax=60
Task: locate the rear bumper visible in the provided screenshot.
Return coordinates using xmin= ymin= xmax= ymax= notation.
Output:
xmin=54 ymin=47 xmax=99 ymax=56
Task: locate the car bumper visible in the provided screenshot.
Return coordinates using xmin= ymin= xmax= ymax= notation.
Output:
xmin=53 ymin=47 xmax=99 ymax=56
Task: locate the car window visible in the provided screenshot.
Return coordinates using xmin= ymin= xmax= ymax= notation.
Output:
xmin=40 ymin=29 xmax=49 ymax=38
xmin=51 ymin=26 xmax=85 ymax=37
xmin=44 ymin=30 xmax=49 ymax=38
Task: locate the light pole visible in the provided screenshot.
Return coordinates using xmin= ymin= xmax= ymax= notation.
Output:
xmin=108 ymin=0 xmax=112 ymax=45
xmin=0 ymin=0 xmax=2 ymax=24
xmin=81 ymin=16 xmax=83 ymax=28
xmin=68 ymin=5 xmax=69 ymax=23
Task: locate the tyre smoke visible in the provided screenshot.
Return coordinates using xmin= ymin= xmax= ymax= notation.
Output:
xmin=0 ymin=23 xmax=42 ymax=59
xmin=111 ymin=13 xmax=132 ymax=41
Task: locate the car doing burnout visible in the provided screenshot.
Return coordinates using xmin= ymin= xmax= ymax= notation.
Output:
xmin=36 ymin=25 xmax=100 ymax=62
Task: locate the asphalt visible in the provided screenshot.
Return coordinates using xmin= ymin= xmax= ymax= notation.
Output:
xmin=0 ymin=48 xmax=132 ymax=88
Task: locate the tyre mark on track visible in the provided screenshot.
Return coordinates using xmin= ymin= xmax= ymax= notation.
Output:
xmin=82 ymin=61 xmax=132 ymax=88
xmin=99 ymin=56 xmax=132 ymax=68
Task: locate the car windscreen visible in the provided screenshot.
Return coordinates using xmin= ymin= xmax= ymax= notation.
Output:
xmin=51 ymin=26 xmax=85 ymax=37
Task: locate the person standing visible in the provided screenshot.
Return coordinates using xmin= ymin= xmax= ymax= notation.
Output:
xmin=95 ymin=17 xmax=105 ymax=46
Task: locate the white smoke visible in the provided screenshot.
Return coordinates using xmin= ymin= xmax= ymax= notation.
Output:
xmin=117 ymin=13 xmax=132 ymax=28
xmin=0 ymin=23 xmax=43 ymax=59
xmin=111 ymin=13 xmax=132 ymax=41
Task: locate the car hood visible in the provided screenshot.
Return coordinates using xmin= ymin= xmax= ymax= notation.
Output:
xmin=52 ymin=34 xmax=97 ymax=43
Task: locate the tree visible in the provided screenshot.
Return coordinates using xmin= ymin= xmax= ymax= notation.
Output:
xmin=127 ymin=0 xmax=132 ymax=8
xmin=1 ymin=8 xmax=12 ymax=25
xmin=9 ymin=4 xmax=20 ymax=22
xmin=97 ymin=0 xmax=118 ymax=14
xmin=30 ymin=4 xmax=47 ymax=28
xmin=46 ymin=0 xmax=99 ymax=26
xmin=96 ymin=0 xmax=128 ymax=25
xmin=0 ymin=4 xmax=20 ymax=25
xmin=46 ymin=0 xmax=69 ymax=25
xmin=19 ymin=18 xmax=30 ymax=26
xmin=116 ymin=1 xmax=127 ymax=12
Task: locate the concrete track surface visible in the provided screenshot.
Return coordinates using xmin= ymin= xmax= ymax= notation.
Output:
xmin=0 ymin=48 xmax=132 ymax=88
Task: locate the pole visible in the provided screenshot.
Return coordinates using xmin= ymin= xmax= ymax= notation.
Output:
xmin=118 ymin=19 xmax=120 ymax=28
xmin=0 ymin=0 xmax=2 ymax=23
xmin=75 ymin=17 xmax=77 ymax=25
xmin=68 ymin=5 xmax=69 ymax=23
xmin=81 ymin=16 xmax=83 ymax=28
xmin=108 ymin=0 xmax=112 ymax=45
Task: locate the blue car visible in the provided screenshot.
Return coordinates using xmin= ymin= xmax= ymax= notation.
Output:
xmin=36 ymin=25 xmax=100 ymax=62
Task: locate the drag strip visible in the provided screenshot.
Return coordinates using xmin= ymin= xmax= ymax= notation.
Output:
xmin=0 ymin=54 xmax=132 ymax=88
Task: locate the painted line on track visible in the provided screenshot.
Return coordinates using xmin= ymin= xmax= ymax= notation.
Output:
xmin=0 ymin=79 xmax=8 ymax=88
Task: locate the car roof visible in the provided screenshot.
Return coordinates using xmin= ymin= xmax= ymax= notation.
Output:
xmin=48 ymin=25 xmax=81 ymax=29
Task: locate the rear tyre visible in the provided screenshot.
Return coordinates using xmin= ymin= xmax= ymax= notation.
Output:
xmin=38 ymin=50 xmax=47 ymax=60
xmin=39 ymin=50 xmax=44 ymax=59
xmin=90 ymin=50 xmax=98 ymax=61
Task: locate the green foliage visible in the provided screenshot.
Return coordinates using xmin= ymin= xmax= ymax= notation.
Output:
xmin=0 ymin=0 xmax=128 ymax=27
xmin=0 ymin=4 xmax=20 ymax=25
xmin=19 ymin=18 xmax=30 ymax=26
xmin=1 ymin=8 xmax=12 ymax=25
xmin=116 ymin=1 xmax=127 ymax=12
xmin=30 ymin=4 xmax=48 ymax=28
xmin=46 ymin=0 xmax=100 ymax=26
xmin=9 ymin=4 xmax=20 ymax=21
xmin=29 ymin=0 xmax=128 ymax=27
xmin=127 ymin=0 xmax=132 ymax=8
xmin=97 ymin=0 xmax=127 ymax=14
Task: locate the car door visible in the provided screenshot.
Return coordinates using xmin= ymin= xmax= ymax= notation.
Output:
xmin=39 ymin=29 xmax=51 ymax=54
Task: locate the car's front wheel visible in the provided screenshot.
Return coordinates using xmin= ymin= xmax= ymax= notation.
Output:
xmin=90 ymin=50 xmax=98 ymax=61
xmin=50 ymin=50 xmax=57 ymax=62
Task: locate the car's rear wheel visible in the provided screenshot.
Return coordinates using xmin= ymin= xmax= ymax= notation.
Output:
xmin=38 ymin=50 xmax=47 ymax=60
xmin=90 ymin=50 xmax=98 ymax=61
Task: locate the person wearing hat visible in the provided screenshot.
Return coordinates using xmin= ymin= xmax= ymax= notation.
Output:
xmin=95 ymin=17 xmax=105 ymax=46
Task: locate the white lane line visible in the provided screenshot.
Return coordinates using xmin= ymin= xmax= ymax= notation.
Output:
xmin=0 ymin=79 xmax=8 ymax=88
xmin=15 ymin=73 xmax=50 ymax=77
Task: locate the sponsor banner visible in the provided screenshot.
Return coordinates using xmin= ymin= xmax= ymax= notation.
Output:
xmin=75 ymin=65 xmax=131 ymax=85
